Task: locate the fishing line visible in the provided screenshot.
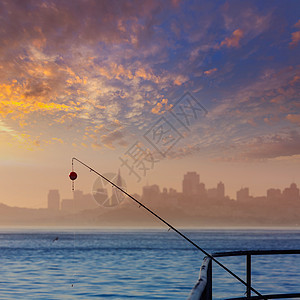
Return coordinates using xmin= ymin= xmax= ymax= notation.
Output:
xmin=71 ymin=157 xmax=267 ymax=299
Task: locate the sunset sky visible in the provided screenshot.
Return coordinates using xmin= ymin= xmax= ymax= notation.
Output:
xmin=0 ymin=0 xmax=299 ymax=208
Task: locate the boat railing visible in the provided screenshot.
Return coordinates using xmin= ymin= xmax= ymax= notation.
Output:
xmin=187 ymin=249 xmax=300 ymax=300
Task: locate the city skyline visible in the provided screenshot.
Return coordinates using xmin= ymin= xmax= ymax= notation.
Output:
xmin=1 ymin=166 xmax=299 ymax=210
xmin=0 ymin=169 xmax=298 ymax=227
xmin=0 ymin=1 xmax=299 ymax=210
xmin=45 ymin=171 xmax=299 ymax=212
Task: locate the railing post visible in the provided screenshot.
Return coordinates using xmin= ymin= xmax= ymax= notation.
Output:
xmin=199 ymin=258 xmax=212 ymax=300
xmin=206 ymin=258 xmax=212 ymax=300
xmin=246 ymin=254 xmax=251 ymax=299
xmin=187 ymin=257 xmax=212 ymax=300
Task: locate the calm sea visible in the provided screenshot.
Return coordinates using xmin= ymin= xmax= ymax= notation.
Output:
xmin=0 ymin=228 xmax=299 ymax=299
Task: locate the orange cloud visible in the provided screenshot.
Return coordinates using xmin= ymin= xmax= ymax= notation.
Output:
xmin=220 ymin=29 xmax=244 ymax=48
xmin=0 ymin=82 xmax=79 ymax=122
xmin=173 ymin=74 xmax=189 ymax=86
xmin=151 ymin=98 xmax=172 ymax=115
xmin=98 ymin=63 xmax=161 ymax=84
xmin=286 ymin=114 xmax=300 ymax=124
xmin=135 ymin=67 xmax=160 ymax=83
xmin=289 ymin=75 xmax=300 ymax=86
xmin=204 ymin=68 xmax=218 ymax=76
xmin=290 ymin=31 xmax=300 ymax=46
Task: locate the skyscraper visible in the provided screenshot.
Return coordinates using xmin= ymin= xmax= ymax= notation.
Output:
xmin=217 ymin=181 xmax=225 ymax=199
xmin=182 ymin=172 xmax=200 ymax=195
xmin=47 ymin=189 xmax=60 ymax=211
xmin=282 ymin=183 xmax=300 ymax=202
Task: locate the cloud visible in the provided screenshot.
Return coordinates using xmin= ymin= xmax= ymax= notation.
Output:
xmin=101 ymin=130 xmax=128 ymax=149
xmin=51 ymin=137 xmax=63 ymax=144
xmin=173 ymin=75 xmax=189 ymax=86
xmin=286 ymin=114 xmax=300 ymax=124
xmin=0 ymin=119 xmax=23 ymax=141
xmin=220 ymin=29 xmax=244 ymax=48
xmin=290 ymin=31 xmax=300 ymax=46
xmin=241 ymin=131 xmax=300 ymax=160
xmin=0 ymin=0 xmax=299 ymax=159
xmin=204 ymin=68 xmax=218 ymax=76
xmin=0 ymin=82 xmax=77 ymax=119
xmin=151 ymin=98 xmax=172 ymax=115
xmin=294 ymin=20 xmax=300 ymax=28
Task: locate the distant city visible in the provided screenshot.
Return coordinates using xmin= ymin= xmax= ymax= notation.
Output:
xmin=47 ymin=171 xmax=300 ymax=212
xmin=0 ymin=171 xmax=299 ymax=227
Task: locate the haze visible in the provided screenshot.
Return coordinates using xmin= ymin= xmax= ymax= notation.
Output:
xmin=0 ymin=1 xmax=299 ymax=223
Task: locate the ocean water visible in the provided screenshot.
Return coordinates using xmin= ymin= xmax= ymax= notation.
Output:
xmin=0 ymin=228 xmax=299 ymax=299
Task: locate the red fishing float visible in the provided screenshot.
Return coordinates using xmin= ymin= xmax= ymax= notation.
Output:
xmin=69 ymin=171 xmax=77 ymax=181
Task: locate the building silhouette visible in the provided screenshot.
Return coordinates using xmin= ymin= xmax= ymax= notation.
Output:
xmin=236 ymin=187 xmax=250 ymax=202
xmin=182 ymin=172 xmax=200 ymax=195
xmin=282 ymin=183 xmax=300 ymax=202
xmin=199 ymin=182 xmax=206 ymax=198
xmin=61 ymin=198 xmax=74 ymax=211
xmin=143 ymin=184 xmax=160 ymax=202
xmin=217 ymin=182 xmax=225 ymax=199
xmin=48 ymin=190 xmax=60 ymax=211
xmin=207 ymin=188 xmax=218 ymax=199
xmin=267 ymin=188 xmax=281 ymax=201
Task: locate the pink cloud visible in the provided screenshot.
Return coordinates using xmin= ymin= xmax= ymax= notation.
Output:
xmin=173 ymin=74 xmax=189 ymax=86
xmin=220 ymin=29 xmax=244 ymax=48
xmin=242 ymin=132 xmax=300 ymax=160
xmin=290 ymin=31 xmax=300 ymax=46
xmin=286 ymin=114 xmax=300 ymax=125
xmin=212 ymin=132 xmax=300 ymax=162
xmin=289 ymin=75 xmax=300 ymax=86
xmin=204 ymin=68 xmax=218 ymax=76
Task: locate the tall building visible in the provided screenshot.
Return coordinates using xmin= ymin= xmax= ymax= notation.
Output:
xmin=182 ymin=172 xmax=200 ymax=195
xmin=217 ymin=181 xmax=225 ymax=199
xmin=48 ymin=189 xmax=60 ymax=211
xmin=236 ymin=187 xmax=249 ymax=202
xmin=282 ymin=183 xmax=300 ymax=202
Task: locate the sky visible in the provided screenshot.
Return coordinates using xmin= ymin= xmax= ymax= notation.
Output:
xmin=0 ymin=0 xmax=299 ymax=208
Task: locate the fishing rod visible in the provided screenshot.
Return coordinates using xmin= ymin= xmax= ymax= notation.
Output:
xmin=70 ymin=157 xmax=267 ymax=299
